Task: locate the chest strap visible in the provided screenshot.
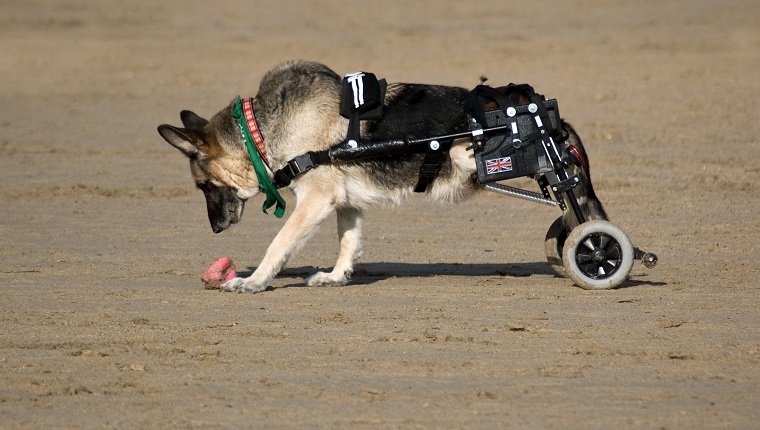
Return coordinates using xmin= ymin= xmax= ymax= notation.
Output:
xmin=272 ymin=150 xmax=331 ymax=188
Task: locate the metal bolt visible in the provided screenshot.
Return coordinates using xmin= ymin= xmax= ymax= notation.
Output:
xmin=430 ymin=140 xmax=440 ymax=150
xmin=528 ymin=103 xmax=538 ymax=113
xmin=506 ymin=107 xmax=516 ymax=117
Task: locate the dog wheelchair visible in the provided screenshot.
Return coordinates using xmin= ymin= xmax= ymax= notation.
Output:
xmin=274 ymin=77 xmax=657 ymax=289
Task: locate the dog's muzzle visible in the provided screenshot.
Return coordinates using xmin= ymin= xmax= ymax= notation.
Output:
xmin=199 ymin=182 xmax=246 ymax=233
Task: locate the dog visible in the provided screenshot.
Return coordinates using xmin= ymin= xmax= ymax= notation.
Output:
xmin=157 ymin=60 xmax=607 ymax=293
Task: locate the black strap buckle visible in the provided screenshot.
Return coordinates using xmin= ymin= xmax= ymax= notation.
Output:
xmin=273 ymin=151 xmax=330 ymax=188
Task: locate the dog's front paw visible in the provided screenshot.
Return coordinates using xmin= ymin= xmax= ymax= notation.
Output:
xmin=306 ymin=270 xmax=351 ymax=287
xmin=220 ymin=277 xmax=269 ymax=294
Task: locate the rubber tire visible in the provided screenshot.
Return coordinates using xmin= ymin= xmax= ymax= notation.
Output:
xmin=562 ymin=220 xmax=634 ymax=290
xmin=544 ymin=217 xmax=568 ymax=277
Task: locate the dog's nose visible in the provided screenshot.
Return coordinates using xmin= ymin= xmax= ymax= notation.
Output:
xmin=210 ymin=222 xmax=228 ymax=234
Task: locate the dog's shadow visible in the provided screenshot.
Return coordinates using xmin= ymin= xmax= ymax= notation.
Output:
xmin=239 ymin=261 xmax=665 ymax=290
xmin=245 ymin=261 xmax=551 ymax=288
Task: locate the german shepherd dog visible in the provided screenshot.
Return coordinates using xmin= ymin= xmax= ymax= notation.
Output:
xmin=158 ymin=60 xmax=606 ymax=293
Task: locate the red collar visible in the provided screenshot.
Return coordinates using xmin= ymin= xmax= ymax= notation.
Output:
xmin=241 ymin=98 xmax=269 ymax=167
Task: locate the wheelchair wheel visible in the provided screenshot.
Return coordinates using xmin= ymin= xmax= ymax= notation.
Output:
xmin=562 ymin=220 xmax=634 ymax=290
xmin=544 ymin=217 xmax=568 ymax=277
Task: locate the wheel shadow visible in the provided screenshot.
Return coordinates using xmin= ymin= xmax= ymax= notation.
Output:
xmin=617 ymin=276 xmax=668 ymax=289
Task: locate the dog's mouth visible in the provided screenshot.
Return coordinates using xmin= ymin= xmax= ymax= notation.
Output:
xmin=198 ymin=182 xmax=247 ymax=234
xmin=209 ymin=198 xmax=246 ymax=234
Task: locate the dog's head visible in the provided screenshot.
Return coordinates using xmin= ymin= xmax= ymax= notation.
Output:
xmin=158 ymin=108 xmax=259 ymax=233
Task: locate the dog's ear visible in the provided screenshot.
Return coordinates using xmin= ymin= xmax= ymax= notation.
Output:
xmin=157 ymin=124 xmax=200 ymax=158
xmin=180 ymin=110 xmax=209 ymax=132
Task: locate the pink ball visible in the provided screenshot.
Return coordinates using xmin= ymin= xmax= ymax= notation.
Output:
xmin=200 ymin=256 xmax=236 ymax=289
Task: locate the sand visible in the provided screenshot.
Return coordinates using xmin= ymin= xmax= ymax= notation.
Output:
xmin=1 ymin=0 xmax=759 ymax=428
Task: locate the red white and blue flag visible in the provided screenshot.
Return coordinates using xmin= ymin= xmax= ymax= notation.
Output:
xmin=485 ymin=156 xmax=513 ymax=174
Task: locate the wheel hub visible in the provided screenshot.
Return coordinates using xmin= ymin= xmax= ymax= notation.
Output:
xmin=592 ymin=250 xmax=607 ymax=263
xmin=575 ymin=233 xmax=623 ymax=279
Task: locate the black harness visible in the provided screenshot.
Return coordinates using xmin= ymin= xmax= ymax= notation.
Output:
xmin=272 ymin=72 xmax=564 ymax=193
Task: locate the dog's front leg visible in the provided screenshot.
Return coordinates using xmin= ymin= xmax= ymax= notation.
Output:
xmin=221 ymin=194 xmax=336 ymax=293
xmin=306 ymin=206 xmax=364 ymax=286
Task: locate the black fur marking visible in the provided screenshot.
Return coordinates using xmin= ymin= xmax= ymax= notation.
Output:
xmin=358 ymin=84 xmax=470 ymax=189
xmin=199 ymin=182 xmax=246 ymax=233
xmin=365 ymin=84 xmax=469 ymax=140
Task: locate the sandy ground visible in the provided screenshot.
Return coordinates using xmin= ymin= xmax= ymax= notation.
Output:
xmin=2 ymin=0 xmax=759 ymax=428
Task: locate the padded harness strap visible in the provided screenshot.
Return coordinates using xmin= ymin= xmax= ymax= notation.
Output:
xmin=341 ymin=72 xmax=387 ymax=142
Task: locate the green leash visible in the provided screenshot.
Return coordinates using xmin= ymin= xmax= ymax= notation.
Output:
xmin=231 ymin=96 xmax=286 ymax=218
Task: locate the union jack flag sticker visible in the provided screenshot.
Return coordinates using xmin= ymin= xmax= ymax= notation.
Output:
xmin=485 ymin=156 xmax=513 ymax=174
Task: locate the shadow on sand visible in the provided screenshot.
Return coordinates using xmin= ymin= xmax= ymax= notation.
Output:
xmin=238 ymin=260 xmax=665 ymax=290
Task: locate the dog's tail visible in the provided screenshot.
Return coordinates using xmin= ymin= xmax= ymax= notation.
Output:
xmin=559 ymin=122 xmax=608 ymax=230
